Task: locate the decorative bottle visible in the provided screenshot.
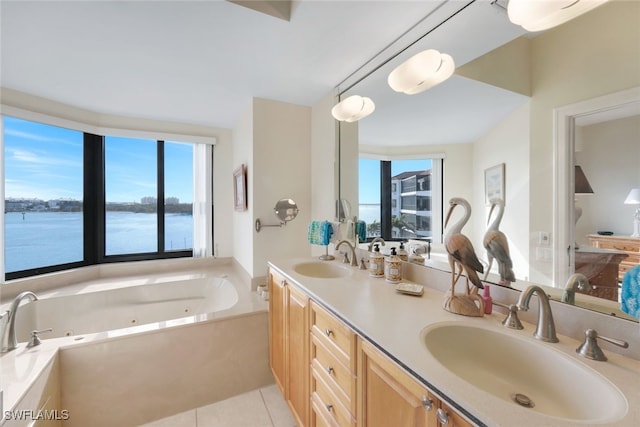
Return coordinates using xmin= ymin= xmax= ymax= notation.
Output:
xmin=384 ymin=247 xmax=402 ymax=284
xmin=482 ymin=284 xmax=493 ymax=314
xmin=369 ymin=244 xmax=384 ymax=278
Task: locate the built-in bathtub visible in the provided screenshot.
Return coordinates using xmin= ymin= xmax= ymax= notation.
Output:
xmin=14 ymin=275 xmax=240 ymax=340
xmin=1 ymin=259 xmax=273 ymax=427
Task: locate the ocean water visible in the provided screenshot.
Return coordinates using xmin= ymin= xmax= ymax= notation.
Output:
xmin=359 ymin=204 xmax=380 ymax=225
xmin=4 ymin=211 xmax=193 ymax=273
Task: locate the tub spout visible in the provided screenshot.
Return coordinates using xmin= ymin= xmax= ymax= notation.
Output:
xmin=1 ymin=291 xmax=39 ymax=353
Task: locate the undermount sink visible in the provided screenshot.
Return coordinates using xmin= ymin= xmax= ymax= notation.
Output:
xmin=421 ymin=322 xmax=627 ymax=423
xmin=293 ymin=261 xmax=352 ymax=279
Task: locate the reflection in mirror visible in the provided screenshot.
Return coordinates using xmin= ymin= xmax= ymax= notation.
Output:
xmin=336 ymin=0 xmax=639 ymax=322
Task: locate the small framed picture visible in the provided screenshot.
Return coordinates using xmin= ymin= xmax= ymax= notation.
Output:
xmin=484 ymin=163 xmax=505 ymax=205
xmin=233 ymin=164 xmax=247 ymax=211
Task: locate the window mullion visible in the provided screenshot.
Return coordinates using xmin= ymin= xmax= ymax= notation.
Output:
xmin=158 ymin=141 xmax=165 ymax=254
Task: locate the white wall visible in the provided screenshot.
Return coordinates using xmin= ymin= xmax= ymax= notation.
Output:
xmin=251 ymin=98 xmax=312 ymax=279
xmin=576 ymin=115 xmax=640 ymax=242
xmin=310 ymin=92 xmax=340 ymax=257
xmin=231 ymin=103 xmax=254 ymax=275
xmin=471 ymin=102 xmax=531 ymax=281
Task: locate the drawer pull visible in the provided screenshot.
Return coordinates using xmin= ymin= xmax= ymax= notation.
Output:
xmin=326 ymin=404 xmax=334 ymax=412
xmin=326 ymin=366 xmax=334 ymax=375
xmin=437 ymin=408 xmax=450 ymax=425
xmin=325 ymin=329 xmax=333 ymax=337
xmin=421 ymin=396 xmax=434 ymax=411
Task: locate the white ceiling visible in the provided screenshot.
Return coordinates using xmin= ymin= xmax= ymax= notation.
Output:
xmin=1 ymin=0 xmax=529 ymax=143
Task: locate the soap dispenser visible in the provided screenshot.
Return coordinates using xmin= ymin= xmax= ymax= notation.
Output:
xmin=397 ymin=241 xmax=408 ymax=262
xmin=384 ymin=247 xmax=402 ymax=284
xmin=369 ymin=244 xmax=384 ymax=278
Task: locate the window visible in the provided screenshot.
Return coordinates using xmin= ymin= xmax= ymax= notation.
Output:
xmin=3 ymin=116 xmax=203 ymax=279
xmin=4 ymin=117 xmax=84 ymax=273
xmin=105 ymin=136 xmax=158 ymax=255
xmin=359 ymin=158 xmax=443 ymax=242
xmin=164 ymin=141 xmax=194 ymax=251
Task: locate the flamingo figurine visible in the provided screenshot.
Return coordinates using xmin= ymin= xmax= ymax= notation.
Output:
xmin=444 ymin=197 xmax=484 ymax=298
xmin=483 ymin=198 xmax=515 ymax=285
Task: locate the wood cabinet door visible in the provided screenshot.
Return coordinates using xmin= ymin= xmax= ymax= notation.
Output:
xmin=359 ymin=339 xmax=437 ymax=427
xmin=437 ymin=401 xmax=474 ymax=427
xmin=269 ymin=271 xmax=287 ymax=394
xmin=287 ymin=284 xmax=310 ymax=427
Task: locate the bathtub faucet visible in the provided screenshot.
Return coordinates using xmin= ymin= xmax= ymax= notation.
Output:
xmin=1 ymin=291 xmax=39 ymax=353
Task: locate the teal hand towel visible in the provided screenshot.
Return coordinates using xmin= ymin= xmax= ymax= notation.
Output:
xmin=621 ymin=264 xmax=640 ymax=319
xmin=320 ymin=221 xmax=333 ymax=246
xmin=355 ymin=220 xmax=367 ymax=243
xmin=308 ymin=220 xmax=330 ymax=245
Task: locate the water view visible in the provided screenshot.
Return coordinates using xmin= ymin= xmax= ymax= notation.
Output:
xmin=5 ymin=211 xmax=193 ymax=273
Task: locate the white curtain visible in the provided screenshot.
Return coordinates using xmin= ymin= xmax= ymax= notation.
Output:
xmin=193 ymin=143 xmax=213 ymax=258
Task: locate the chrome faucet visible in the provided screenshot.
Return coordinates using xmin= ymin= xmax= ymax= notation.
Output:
xmin=561 ymin=273 xmax=591 ymax=305
xmin=336 ymin=240 xmax=359 ymax=267
xmin=517 ymin=285 xmax=559 ymax=343
xmin=1 ymin=291 xmax=39 ymax=353
xmin=367 ymin=237 xmax=385 ymax=252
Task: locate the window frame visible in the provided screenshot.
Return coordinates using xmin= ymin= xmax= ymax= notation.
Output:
xmin=3 ymin=118 xmax=205 ymax=280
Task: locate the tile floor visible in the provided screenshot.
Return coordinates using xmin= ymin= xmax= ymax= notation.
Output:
xmin=139 ymin=384 xmax=297 ymax=427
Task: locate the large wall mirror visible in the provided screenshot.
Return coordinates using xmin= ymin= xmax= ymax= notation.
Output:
xmin=336 ymin=0 xmax=639 ymax=322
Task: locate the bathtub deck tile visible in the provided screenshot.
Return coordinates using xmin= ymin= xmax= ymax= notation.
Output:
xmin=260 ymin=384 xmax=297 ymax=427
xmin=196 ymin=389 xmax=273 ymax=427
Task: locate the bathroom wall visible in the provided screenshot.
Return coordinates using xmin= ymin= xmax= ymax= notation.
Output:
xmin=232 ymin=98 xmax=313 ymax=282
xmin=528 ymin=0 xmax=640 ymax=284
xmin=310 ymin=92 xmax=339 ymax=258
xmin=471 ymin=102 xmax=531 ymax=281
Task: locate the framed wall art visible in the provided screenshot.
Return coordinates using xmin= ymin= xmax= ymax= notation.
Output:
xmin=233 ymin=164 xmax=247 ymax=211
xmin=484 ymin=163 xmax=505 ymax=205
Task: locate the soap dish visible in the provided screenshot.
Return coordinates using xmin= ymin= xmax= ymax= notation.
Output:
xmin=395 ymin=283 xmax=424 ymax=296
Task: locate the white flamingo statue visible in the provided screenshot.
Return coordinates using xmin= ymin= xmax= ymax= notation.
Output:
xmin=443 ymin=197 xmax=485 ymax=316
xmin=483 ymin=198 xmax=515 ymax=285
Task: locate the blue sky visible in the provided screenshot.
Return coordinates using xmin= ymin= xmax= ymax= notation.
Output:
xmin=4 ymin=116 xmax=193 ymax=203
xmin=359 ymin=158 xmax=432 ymax=204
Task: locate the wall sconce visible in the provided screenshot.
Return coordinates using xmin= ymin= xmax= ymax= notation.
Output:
xmin=387 ymin=49 xmax=455 ymax=95
xmin=574 ymin=165 xmax=594 ymax=248
xmin=508 ymin=0 xmax=610 ymax=32
xmin=331 ymin=95 xmax=375 ymax=122
xmin=624 ymin=188 xmax=640 ymax=237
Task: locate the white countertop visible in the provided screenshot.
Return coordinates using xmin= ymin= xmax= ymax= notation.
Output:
xmin=269 ymin=257 xmax=640 ymax=427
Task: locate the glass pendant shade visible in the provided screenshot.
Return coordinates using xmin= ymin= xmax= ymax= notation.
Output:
xmin=387 ymin=49 xmax=455 ymax=95
xmin=331 ymin=95 xmax=375 ymax=122
xmin=508 ymin=0 xmax=610 ymax=32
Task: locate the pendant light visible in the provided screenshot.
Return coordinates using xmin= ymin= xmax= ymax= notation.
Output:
xmin=387 ymin=49 xmax=455 ymax=95
xmin=331 ymin=95 xmax=375 ymax=122
xmin=508 ymin=0 xmax=610 ymax=32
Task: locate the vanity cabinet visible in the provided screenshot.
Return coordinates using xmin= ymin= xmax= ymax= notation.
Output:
xmin=310 ymin=301 xmax=357 ymax=427
xmin=358 ymin=339 xmax=472 ymax=427
xmin=268 ymin=270 xmax=310 ymax=427
xmin=268 ymin=267 xmax=474 ymax=427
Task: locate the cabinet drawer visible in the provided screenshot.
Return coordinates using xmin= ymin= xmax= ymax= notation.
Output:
xmin=312 ymin=367 xmax=356 ymax=427
xmin=311 ymin=302 xmax=356 ymax=371
xmin=311 ymin=334 xmax=356 ymax=414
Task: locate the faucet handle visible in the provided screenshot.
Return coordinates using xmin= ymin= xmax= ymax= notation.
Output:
xmin=493 ymin=301 xmax=524 ymax=330
xmin=27 ymin=328 xmax=53 ymax=348
xmin=576 ymin=329 xmax=629 ymax=362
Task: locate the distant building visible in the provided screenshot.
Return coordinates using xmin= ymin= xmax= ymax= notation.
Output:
xmin=141 ymin=196 xmax=157 ymax=205
xmin=391 ymin=169 xmax=432 ymax=238
xmin=165 ymin=197 xmax=180 ymax=205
